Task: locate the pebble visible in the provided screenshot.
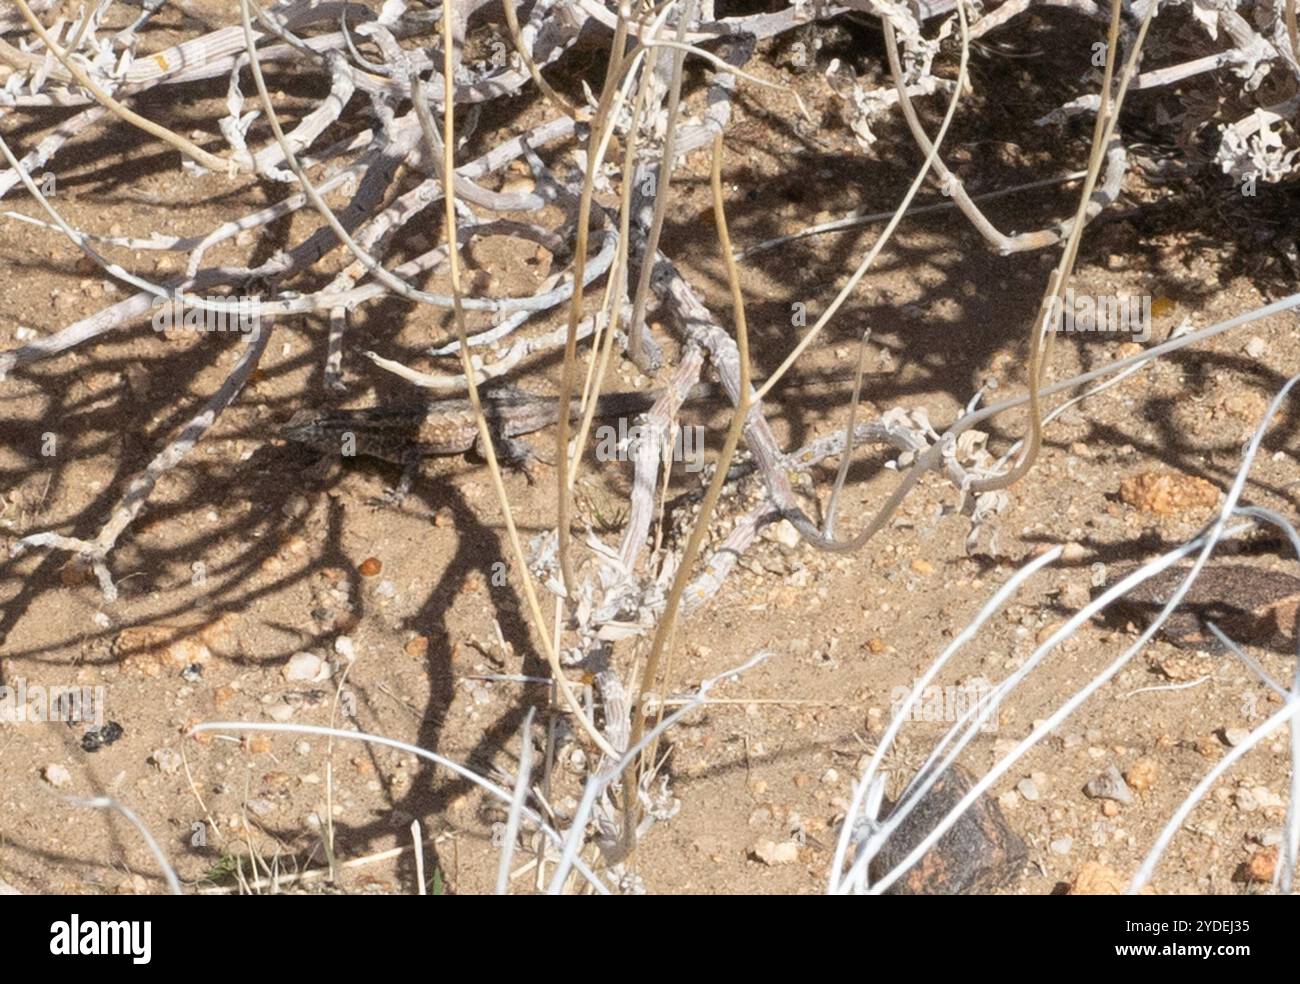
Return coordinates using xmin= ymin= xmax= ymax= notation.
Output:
xmin=771 ymin=519 xmax=801 ymax=549
xmin=1256 ymin=787 xmax=1285 ymax=810
xmin=149 ymin=748 xmax=183 ymax=775
xmin=1245 ymin=847 xmax=1278 ymax=882
xmin=274 ymin=496 xmax=311 ymax=524
xmin=284 ymin=651 xmax=330 ymax=683
xmin=82 ymin=721 xmax=124 ymax=752
xmin=751 ymin=839 xmax=800 ymax=865
xmin=1124 ymin=757 xmax=1159 ymax=792
xmin=1118 ymin=470 xmax=1219 ymax=516
xmin=1195 ymin=735 xmax=1222 ymax=758
xmin=1069 ymin=861 xmax=1127 ymax=895
xmin=1036 ymin=621 xmax=1065 ymax=645
xmin=1236 ymin=785 xmax=1283 ymax=812
xmin=565 ymin=747 xmax=587 ymax=775
xmin=334 ymin=636 xmax=357 ymax=663
xmin=1245 ymin=336 xmax=1269 ymax=359
xmin=267 ymin=702 xmax=296 ymax=723
xmin=870 ymin=765 xmax=1027 ymax=894
xmin=1049 ymin=836 xmax=1073 ymax=855
xmin=1016 ymin=777 xmax=1040 ymax=802
xmin=1084 ymin=765 xmax=1134 ymax=804
xmin=1059 ymin=581 xmax=1090 ymax=609
xmin=43 ymin=764 xmax=72 ymax=788
xmin=1223 ymin=727 xmax=1251 ymax=747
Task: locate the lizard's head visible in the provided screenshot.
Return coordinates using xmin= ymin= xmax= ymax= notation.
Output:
xmin=280 ymin=409 xmax=327 ymax=448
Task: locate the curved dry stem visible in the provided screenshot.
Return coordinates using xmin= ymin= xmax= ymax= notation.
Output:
xmin=970 ymin=0 xmax=1156 ymax=494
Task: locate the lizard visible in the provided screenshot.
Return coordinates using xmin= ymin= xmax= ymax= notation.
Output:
xmin=279 ymin=383 xmax=718 ymax=496
xmin=1102 ymin=562 xmax=1300 ymax=652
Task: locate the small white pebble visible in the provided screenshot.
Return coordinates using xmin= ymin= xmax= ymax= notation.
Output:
xmin=772 ymin=519 xmax=801 ymax=550
xmin=1223 ymin=727 xmax=1250 ymax=747
xmin=284 ymin=651 xmax=330 ymax=683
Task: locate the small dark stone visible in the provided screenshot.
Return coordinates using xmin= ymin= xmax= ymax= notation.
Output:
xmin=81 ymin=720 xmax=125 ymax=753
xmin=181 ymin=663 xmax=204 ymax=682
xmin=870 ymin=764 xmax=1027 ymax=895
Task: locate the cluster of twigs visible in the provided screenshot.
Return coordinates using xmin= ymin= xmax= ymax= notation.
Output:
xmin=4 ymin=0 xmax=1300 ymax=892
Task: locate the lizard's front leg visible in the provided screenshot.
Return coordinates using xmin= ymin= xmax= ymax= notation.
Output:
xmin=476 ymin=432 xmax=544 ymax=483
xmin=375 ymin=454 xmax=423 ymax=506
